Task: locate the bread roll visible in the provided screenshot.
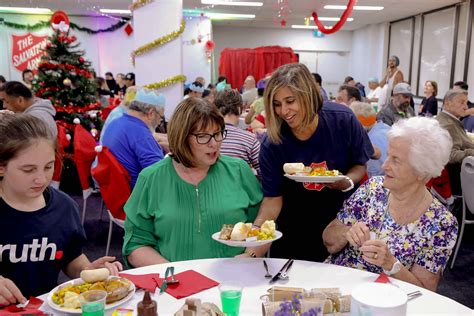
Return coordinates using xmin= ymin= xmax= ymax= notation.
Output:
xmin=261 ymin=220 xmax=276 ymax=236
xmin=230 ymin=222 xmax=252 ymax=241
xmin=283 ymin=163 xmax=305 ymax=174
xmin=80 ymin=268 xmax=110 ymax=283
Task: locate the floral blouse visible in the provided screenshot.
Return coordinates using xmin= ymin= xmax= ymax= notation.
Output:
xmin=325 ymin=177 xmax=458 ymax=274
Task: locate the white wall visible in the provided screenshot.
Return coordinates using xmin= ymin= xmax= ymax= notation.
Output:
xmin=350 ymin=22 xmax=388 ymax=88
xmin=0 ymin=13 xmax=211 ymax=92
xmin=182 ymin=16 xmax=212 ymax=87
xmin=0 ymin=14 xmax=134 ymax=80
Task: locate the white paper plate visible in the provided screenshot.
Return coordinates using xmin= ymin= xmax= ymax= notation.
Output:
xmin=212 ymin=230 xmax=283 ymax=247
xmin=47 ymin=276 xmax=135 ymax=314
xmin=284 ymin=174 xmax=347 ymax=183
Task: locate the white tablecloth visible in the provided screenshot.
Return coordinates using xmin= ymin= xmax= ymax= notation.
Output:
xmin=39 ymin=258 xmax=473 ymax=315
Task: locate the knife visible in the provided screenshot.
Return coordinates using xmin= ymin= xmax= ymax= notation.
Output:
xmin=269 ymin=259 xmax=293 ymax=284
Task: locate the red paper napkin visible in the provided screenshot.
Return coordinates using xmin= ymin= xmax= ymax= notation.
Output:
xmin=155 ymin=270 xmax=219 ymax=299
xmin=119 ymin=273 xmax=160 ymax=292
xmin=0 ymin=296 xmax=45 ymax=315
xmin=375 ymin=272 xmax=391 ymax=284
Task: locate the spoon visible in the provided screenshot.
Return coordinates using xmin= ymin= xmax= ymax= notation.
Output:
xmin=263 ymin=260 xmax=272 ymax=278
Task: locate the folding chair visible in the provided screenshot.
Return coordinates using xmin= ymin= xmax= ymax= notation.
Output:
xmin=450 ymin=156 xmax=474 ymax=268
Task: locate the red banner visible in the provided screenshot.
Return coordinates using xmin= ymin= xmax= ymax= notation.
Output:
xmin=11 ymin=33 xmax=48 ymax=72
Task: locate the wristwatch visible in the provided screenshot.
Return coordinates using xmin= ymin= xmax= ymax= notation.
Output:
xmin=341 ymin=177 xmax=355 ymax=192
xmin=383 ymin=259 xmax=402 ymax=276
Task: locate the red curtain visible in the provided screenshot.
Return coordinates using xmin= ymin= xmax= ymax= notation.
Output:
xmin=219 ymin=46 xmax=297 ymax=89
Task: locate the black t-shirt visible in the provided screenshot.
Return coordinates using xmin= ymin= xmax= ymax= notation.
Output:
xmin=259 ymin=102 xmax=373 ymax=262
xmin=421 ymin=96 xmax=438 ymax=116
xmin=0 ymin=188 xmax=87 ymax=297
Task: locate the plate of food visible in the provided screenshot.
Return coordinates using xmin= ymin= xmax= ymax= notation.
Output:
xmin=47 ymin=268 xmax=135 ymax=314
xmin=283 ymin=163 xmax=347 ymax=183
xmin=212 ymin=220 xmax=282 ymax=247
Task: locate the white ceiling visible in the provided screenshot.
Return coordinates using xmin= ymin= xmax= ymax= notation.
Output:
xmin=0 ymin=0 xmax=463 ymax=30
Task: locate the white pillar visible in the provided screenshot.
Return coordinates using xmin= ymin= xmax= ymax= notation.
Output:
xmin=133 ymin=0 xmax=183 ymax=118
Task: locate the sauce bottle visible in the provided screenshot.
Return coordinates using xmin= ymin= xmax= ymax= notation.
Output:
xmin=137 ymin=291 xmax=158 ymax=316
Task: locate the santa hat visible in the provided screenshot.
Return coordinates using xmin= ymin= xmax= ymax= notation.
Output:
xmin=91 ymin=146 xmax=131 ymax=220
xmin=73 ymin=119 xmax=96 ymax=192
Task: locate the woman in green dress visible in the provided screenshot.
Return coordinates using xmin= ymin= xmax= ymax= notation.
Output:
xmin=123 ymin=97 xmax=263 ymax=267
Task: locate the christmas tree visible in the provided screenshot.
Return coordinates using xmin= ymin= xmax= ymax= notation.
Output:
xmin=32 ymin=29 xmax=102 ymax=131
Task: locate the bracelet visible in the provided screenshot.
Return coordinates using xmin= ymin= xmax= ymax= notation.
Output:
xmin=245 ymin=250 xmax=257 ymax=258
xmin=341 ymin=177 xmax=354 ymax=192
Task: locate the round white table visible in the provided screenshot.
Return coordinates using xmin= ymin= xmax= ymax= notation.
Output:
xmin=39 ymin=258 xmax=472 ymax=315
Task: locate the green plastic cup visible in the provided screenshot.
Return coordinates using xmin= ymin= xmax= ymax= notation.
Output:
xmin=79 ymin=290 xmax=107 ymax=316
xmin=219 ymin=283 xmax=242 ymax=316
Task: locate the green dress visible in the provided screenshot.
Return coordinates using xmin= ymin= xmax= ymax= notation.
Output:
xmin=122 ymin=155 xmax=263 ymax=265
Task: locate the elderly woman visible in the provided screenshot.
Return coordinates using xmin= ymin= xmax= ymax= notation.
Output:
xmin=350 ymin=102 xmax=390 ymax=177
xmin=419 ymin=80 xmax=438 ymax=117
xmin=123 ymin=97 xmax=263 ymax=267
xmin=323 ymin=117 xmax=458 ymax=291
xmin=250 ymin=63 xmax=374 ymax=261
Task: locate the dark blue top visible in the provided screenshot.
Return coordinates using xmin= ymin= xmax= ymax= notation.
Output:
xmin=259 ymin=101 xmax=373 ymax=261
xmin=0 ymin=188 xmax=86 ymax=297
xmin=102 ymin=113 xmax=164 ymax=188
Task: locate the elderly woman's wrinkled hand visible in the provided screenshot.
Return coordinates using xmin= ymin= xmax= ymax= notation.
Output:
xmin=345 ymin=221 xmax=370 ymax=248
xmin=360 ymin=240 xmax=396 ymax=270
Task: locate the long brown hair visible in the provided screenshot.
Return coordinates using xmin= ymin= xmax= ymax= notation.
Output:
xmin=264 ymin=63 xmax=323 ymax=144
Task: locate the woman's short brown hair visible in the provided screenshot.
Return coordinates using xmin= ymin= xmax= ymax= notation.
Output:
xmin=168 ymin=97 xmax=225 ymax=167
xmin=425 ymin=80 xmax=438 ymax=97
xmin=264 ymin=63 xmax=323 ymax=144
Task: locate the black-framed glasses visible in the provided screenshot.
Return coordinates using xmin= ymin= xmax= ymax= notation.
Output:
xmin=191 ymin=130 xmax=227 ymax=144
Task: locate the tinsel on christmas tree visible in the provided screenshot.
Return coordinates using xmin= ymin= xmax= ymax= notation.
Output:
xmin=32 ymin=29 xmax=103 ymax=131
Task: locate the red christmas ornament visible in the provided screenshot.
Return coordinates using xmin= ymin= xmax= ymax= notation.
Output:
xmin=205 ymin=40 xmax=215 ymax=52
xmin=124 ymin=23 xmax=133 ymax=36
xmin=50 ymin=11 xmax=70 ymax=32
xmin=280 ymin=19 xmax=287 ymax=27
xmin=79 ymin=57 xmax=84 ymax=63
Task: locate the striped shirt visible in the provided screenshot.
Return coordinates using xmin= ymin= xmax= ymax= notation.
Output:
xmin=221 ymin=124 xmax=261 ymax=178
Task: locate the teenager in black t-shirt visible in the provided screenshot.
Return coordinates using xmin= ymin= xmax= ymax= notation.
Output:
xmin=0 ymin=113 xmax=123 ymax=304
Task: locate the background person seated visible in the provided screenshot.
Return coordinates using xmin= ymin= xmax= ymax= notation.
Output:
xmin=215 ymin=89 xmax=261 ymax=178
xmin=419 ymin=80 xmax=438 ymax=117
xmin=0 ymin=114 xmax=122 ymax=302
xmin=323 ymin=117 xmax=457 ymax=292
xmin=0 ymin=81 xmax=57 ymax=138
xmin=123 ymin=97 xmax=263 ymax=267
xmin=336 ymin=84 xmax=362 ymax=107
xmin=436 ymin=89 xmax=474 ymax=195
xmin=350 ymin=102 xmax=390 ymax=177
xmin=102 ymin=88 xmax=165 ymax=188
xmin=377 ymin=82 xmax=415 ymax=126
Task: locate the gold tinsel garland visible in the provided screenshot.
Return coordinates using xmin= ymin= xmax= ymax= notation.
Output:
xmin=144 ymin=74 xmax=187 ymax=90
xmin=132 ymin=19 xmax=186 ymax=60
xmin=130 ymin=0 xmax=154 ymax=11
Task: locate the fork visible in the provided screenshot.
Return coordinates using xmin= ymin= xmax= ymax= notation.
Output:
xmin=407 ymin=290 xmax=422 ymax=301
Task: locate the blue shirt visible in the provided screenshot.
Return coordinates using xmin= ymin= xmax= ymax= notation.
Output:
xmin=259 ymin=101 xmax=373 ymax=261
xmin=102 ymin=113 xmax=164 ymax=188
xmin=463 ymin=115 xmax=474 ymax=133
xmin=367 ymin=121 xmax=390 ymax=177
xmin=99 ymin=104 xmax=128 ymax=143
